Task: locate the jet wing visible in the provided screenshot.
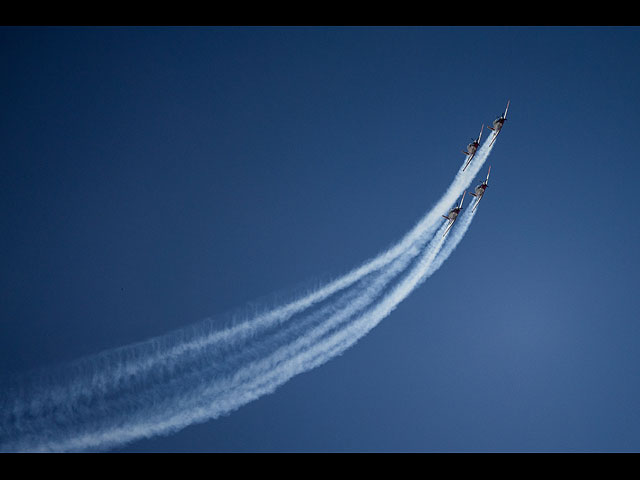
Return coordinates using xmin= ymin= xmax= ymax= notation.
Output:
xmin=462 ymin=153 xmax=474 ymax=171
xmin=471 ymin=195 xmax=483 ymax=212
xmin=488 ymin=130 xmax=500 ymax=147
xmin=442 ymin=219 xmax=455 ymax=237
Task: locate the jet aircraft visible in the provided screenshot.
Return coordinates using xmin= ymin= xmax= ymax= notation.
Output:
xmin=442 ymin=191 xmax=466 ymax=238
xmin=462 ymin=125 xmax=484 ymax=172
xmin=487 ymin=100 xmax=510 ymax=147
xmin=470 ymin=165 xmax=491 ymax=212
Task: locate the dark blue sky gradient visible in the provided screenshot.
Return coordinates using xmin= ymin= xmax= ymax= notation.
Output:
xmin=1 ymin=26 xmax=640 ymax=452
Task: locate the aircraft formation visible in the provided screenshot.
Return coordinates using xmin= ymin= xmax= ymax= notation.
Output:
xmin=442 ymin=100 xmax=509 ymax=238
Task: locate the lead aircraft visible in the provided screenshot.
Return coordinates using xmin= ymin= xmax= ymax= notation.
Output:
xmin=487 ymin=100 xmax=510 ymax=147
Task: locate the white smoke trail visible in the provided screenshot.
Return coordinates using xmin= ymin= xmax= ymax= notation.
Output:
xmin=0 ymin=208 xmax=439 ymax=426
xmin=0 ymin=129 xmax=498 ymax=453
xmin=131 ymin=221 xmax=456 ymax=453
xmin=0 ymin=220 xmax=439 ymax=452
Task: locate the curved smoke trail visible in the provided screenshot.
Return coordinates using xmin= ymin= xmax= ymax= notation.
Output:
xmin=0 ymin=220 xmax=437 ymax=452
xmin=0 ymin=134 xmax=497 ymax=452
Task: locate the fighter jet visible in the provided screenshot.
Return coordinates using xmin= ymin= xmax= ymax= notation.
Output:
xmin=470 ymin=165 xmax=491 ymax=212
xmin=487 ymin=100 xmax=510 ymax=147
xmin=442 ymin=191 xmax=466 ymax=238
xmin=462 ymin=125 xmax=484 ymax=172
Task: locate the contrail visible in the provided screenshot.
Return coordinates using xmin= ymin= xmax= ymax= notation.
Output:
xmin=0 ymin=219 xmax=437 ymax=452
xmin=0 ymin=221 xmax=437 ymax=452
xmin=0 ymin=132 xmax=498 ymax=452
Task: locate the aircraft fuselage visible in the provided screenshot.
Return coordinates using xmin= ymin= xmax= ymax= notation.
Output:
xmin=474 ymin=184 xmax=487 ymax=197
xmin=447 ymin=209 xmax=460 ymax=221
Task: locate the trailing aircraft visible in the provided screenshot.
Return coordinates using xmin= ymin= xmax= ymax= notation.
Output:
xmin=462 ymin=125 xmax=484 ymax=172
xmin=442 ymin=191 xmax=466 ymax=238
xmin=470 ymin=165 xmax=491 ymax=212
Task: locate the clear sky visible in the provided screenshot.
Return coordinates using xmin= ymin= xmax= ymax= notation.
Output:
xmin=1 ymin=26 xmax=640 ymax=452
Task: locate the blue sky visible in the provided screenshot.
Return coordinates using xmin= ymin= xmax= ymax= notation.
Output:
xmin=1 ymin=26 xmax=640 ymax=452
